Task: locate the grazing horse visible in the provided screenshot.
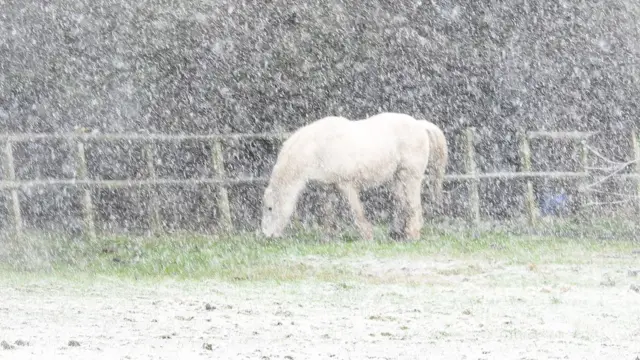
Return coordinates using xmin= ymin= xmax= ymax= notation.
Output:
xmin=416 ymin=120 xmax=449 ymax=206
xmin=260 ymin=112 xmax=432 ymax=241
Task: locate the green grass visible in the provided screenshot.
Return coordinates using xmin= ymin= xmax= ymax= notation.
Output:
xmin=1 ymin=218 xmax=638 ymax=283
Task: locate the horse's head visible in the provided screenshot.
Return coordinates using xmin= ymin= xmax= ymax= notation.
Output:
xmin=260 ymin=184 xmax=293 ymax=238
xmin=260 ymin=154 xmax=307 ymax=238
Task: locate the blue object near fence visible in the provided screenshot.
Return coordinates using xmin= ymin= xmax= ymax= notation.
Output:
xmin=540 ymin=191 xmax=569 ymax=216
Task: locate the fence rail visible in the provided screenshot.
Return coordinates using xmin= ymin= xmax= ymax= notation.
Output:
xmin=0 ymin=130 xmax=598 ymax=142
xmin=0 ymin=132 xmax=291 ymax=142
xmin=1 ymin=171 xmax=618 ymax=190
xmin=1 ymin=128 xmax=638 ymax=238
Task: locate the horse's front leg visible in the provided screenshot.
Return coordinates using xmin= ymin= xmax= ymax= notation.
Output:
xmin=336 ymin=182 xmax=374 ymax=241
xmin=318 ymin=184 xmax=341 ymax=238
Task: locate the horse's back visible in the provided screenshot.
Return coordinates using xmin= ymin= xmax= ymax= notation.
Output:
xmin=274 ymin=113 xmax=431 ymax=186
xmin=322 ymin=113 xmax=425 ymax=159
xmin=361 ymin=112 xmax=430 ymax=143
xmin=286 ymin=113 xmax=421 ymax=149
xmin=315 ymin=113 xmax=430 ymax=184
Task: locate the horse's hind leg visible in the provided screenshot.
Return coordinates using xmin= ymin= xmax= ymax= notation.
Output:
xmin=394 ymin=172 xmax=424 ymax=241
xmin=336 ymin=182 xmax=374 ymax=241
xmin=405 ymin=177 xmax=424 ymax=240
xmin=390 ymin=180 xmax=409 ymax=240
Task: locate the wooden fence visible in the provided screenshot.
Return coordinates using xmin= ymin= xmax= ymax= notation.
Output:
xmin=1 ymin=128 xmax=639 ymax=239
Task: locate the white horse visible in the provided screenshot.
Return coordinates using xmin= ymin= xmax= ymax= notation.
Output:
xmin=260 ymin=112 xmax=433 ymax=241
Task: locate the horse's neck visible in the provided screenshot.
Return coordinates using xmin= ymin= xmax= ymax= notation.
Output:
xmin=269 ymin=168 xmax=306 ymax=192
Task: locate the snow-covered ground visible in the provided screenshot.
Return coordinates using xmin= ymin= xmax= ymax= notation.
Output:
xmin=1 ymin=256 xmax=639 ymax=360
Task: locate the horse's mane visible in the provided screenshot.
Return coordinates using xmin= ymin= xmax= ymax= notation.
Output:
xmin=268 ymin=140 xmax=297 ymax=188
xmin=269 ymin=116 xmax=349 ymax=187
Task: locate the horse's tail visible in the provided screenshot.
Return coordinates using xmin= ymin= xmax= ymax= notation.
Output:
xmin=432 ymin=126 xmax=448 ymax=205
xmin=419 ymin=120 xmax=448 ymax=205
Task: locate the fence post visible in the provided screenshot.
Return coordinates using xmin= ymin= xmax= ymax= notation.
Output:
xmin=631 ymin=128 xmax=640 ymax=214
xmin=75 ymin=141 xmax=96 ymax=240
xmin=463 ymin=127 xmax=480 ymax=223
xmin=518 ymin=131 xmax=537 ymax=225
xmin=211 ymin=138 xmax=232 ymax=233
xmin=579 ymin=138 xmax=591 ymax=212
xmin=2 ymin=141 xmax=22 ymax=237
xmin=144 ymin=142 xmax=162 ymax=235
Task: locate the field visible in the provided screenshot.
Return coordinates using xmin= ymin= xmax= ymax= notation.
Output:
xmin=1 ymin=219 xmax=640 ymax=360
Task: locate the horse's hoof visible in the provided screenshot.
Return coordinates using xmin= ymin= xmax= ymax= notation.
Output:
xmin=389 ymin=229 xmax=404 ymax=241
xmin=399 ymin=227 xmax=421 ymax=242
xmin=361 ymin=230 xmax=374 ymax=242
